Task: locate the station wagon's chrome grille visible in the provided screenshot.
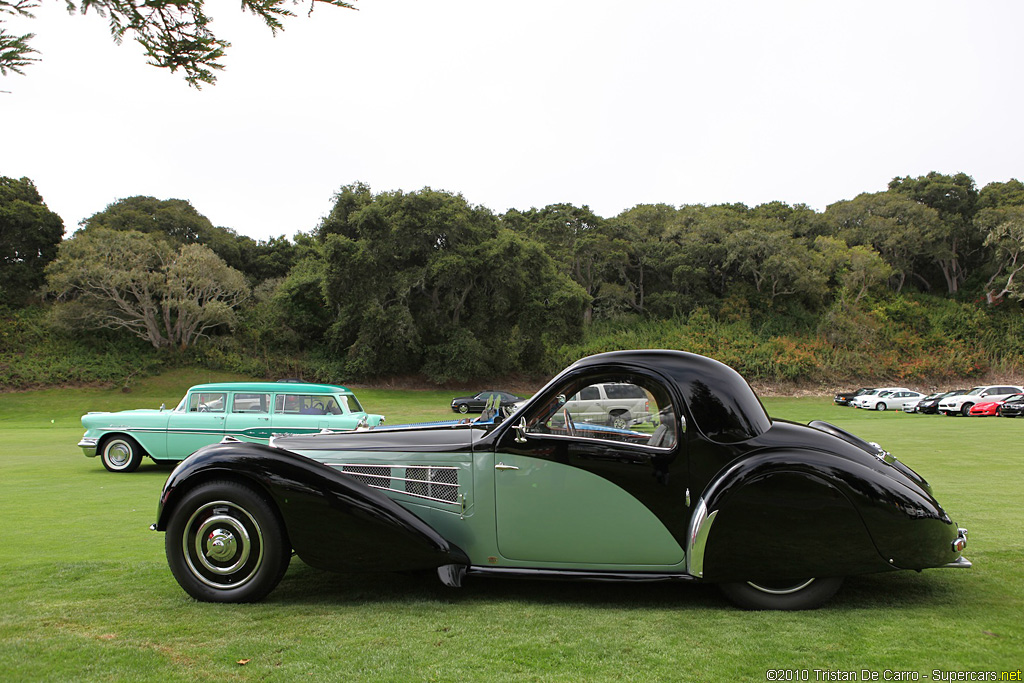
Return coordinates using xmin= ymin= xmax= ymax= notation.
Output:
xmin=333 ymin=464 xmax=459 ymax=504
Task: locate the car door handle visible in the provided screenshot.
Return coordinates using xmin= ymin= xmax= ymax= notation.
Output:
xmin=495 ymin=462 xmax=519 ymax=471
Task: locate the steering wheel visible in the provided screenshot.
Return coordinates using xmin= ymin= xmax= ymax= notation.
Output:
xmin=562 ymin=409 xmax=576 ymax=437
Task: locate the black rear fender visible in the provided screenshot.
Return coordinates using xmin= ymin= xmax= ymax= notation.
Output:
xmin=696 ymin=451 xmax=891 ymax=583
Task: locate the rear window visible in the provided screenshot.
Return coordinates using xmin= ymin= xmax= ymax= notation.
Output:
xmin=604 ymin=383 xmax=647 ymax=399
xmin=275 ymin=394 xmax=343 ymax=415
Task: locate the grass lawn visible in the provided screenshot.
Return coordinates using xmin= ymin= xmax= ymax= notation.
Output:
xmin=1 ymin=373 xmax=1021 ymax=681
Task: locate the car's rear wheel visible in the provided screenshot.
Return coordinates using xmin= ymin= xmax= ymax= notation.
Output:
xmin=165 ymin=480 xmax=290 ymax=603
xmin=608 ymin=410 xmax=630 ymax=429
xmin=875 ymin=402 xmax=887 ymax=411
xmin=960 ymin=403 xmax=974 ymax=416
xmin=100 ymin=436 xmax=143 ymax=473
xmin=719 ymin=576 xmax=843 ymax=610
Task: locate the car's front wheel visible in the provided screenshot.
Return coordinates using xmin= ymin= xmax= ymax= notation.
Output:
xmin=719 ymin=576 xmax=843 ymax=610
xmin=960 ymin=403 xmax=974 ymax=416
xmin=100 ymin=436 xmax=143 ymax=473
xmin=457 ymin=403 xmax=469 ymax=414
xmin=875 ymin=402 xmax=887 ymax=411
xmin=165 ymin=480 xmax=291 ymax=603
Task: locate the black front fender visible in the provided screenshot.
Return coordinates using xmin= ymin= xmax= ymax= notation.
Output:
xmin=155 ymin=442 xmax=469 ymax=574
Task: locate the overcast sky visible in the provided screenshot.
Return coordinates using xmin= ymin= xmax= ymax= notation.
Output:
xmin=3 ymin=1 xmax=1022 ymax=242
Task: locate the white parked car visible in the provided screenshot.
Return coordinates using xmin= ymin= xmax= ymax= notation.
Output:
xmin=861 ymin=389 xmax=924 ymax=411
xmin=850 ymin=387 xmax=907 ymax=410
xmin=938 ymin=385 xmax=1024 ymax=416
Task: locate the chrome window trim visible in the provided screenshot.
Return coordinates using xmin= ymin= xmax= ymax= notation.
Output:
xmin=519 ymin=430 xmax=676 ymax=452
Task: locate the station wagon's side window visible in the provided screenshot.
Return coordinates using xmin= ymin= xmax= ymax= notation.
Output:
xmin=274 ymin=394 xmax=343 ymax=415
xmin=525 ymin=376 xmax=677 ymax=449
xmin=188 ymin=392 xmax=226 ymax=413
xmin=232 ymin=393 xmax=270 ymax=414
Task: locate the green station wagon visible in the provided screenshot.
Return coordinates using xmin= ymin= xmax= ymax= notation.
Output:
xmin=79 ymin=382 xmax=384 ymax=473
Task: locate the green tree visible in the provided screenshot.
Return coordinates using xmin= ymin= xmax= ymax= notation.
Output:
xmin=723 ymin=222 xmax=826 ymax=307
xmin=977 ymin=206 xmax=1024 ymax=304
xmin=82 ymin=196 xmax=292 ymax=283
xmin=0 ymin=176 xmax=65 ymax=305
xmin=813 ymin=236 xmax=892 ymax=304
xmin=606 ymin=204 xmax=679 ymax=317
xmin=825 ymin=192 xmax=941 ymax=293
xmin=506 ymin=203 xmax=612 ymax=324
xmin=46 ymin=228 xmax=249 ymax=349
xmin=1 ymin=0 xmax=356 ymax=87
xmin=888 ymin=172 xmax=980 ymax=293
xmin=304 ymin=185 xmax=586 ymax=380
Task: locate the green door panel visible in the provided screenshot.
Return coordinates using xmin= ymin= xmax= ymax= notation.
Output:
xmin=494 ymin=454 xmax=684 ymax=565
xmin=224 ymin=412 xmax=274 ymax=441
xmin=165 ymin=412 xmax=225 ymax=459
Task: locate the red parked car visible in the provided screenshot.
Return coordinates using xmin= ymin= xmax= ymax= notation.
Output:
xmin=968 ymin=399 xmax=1006 ymax=416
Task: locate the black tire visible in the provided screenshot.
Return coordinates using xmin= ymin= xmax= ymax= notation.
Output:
xmin=875 ymin=402 xmax=887 ymax=411
xmin=165 ymin=480 xmax=290 ymax=603
xmin=457 ymin=403 xmax=469 ymax=414
xmin=100 ymin=436 xmax=144 ymax=473
xmin=960 ymin=403 xmax=974 ymax=416
xmin=608 ymin=411 xmax=630 ymax=429
xmin=719 ymin=576 xmax=843 ymax=610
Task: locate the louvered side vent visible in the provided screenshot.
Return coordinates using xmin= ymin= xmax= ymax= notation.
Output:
xmin=341 ymin=465 xmax=391 ymax=488
xmin=332 ymin=464 xmax=460 ymax=505
xmin=405 ymin=466 xmax=458 ymax=503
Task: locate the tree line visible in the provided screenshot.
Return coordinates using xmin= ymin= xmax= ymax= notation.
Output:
xmin=3 ymin=171 xmax=1024 ymax=383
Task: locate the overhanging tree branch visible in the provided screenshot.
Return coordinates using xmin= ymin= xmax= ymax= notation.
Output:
xmin=1 ymin=0 xmax=356 ymax=86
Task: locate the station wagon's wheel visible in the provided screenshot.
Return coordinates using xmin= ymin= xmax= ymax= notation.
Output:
xmin=719 ymin=576 xmax=843 ymax=610
xmin=100 ymin=436 xmax=143 ymax=473
xmin=960 ymin=403 xmax=974 ymax=416
xmin=165 ymin=480 xmax=290 ymax=603
xmin=608 ymin=410 xmax=630 ymax=429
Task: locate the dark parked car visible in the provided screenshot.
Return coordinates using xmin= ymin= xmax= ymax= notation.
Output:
xmin=910 ymin=390 xmax=967 ymax=415
xmin=450 ymin=390 xmax=523 ymax=414
xmin=997 ymin=393 xmax=1024 ymax=417
xmin=833 ymin=388 xmax=874 ymax=406
xmin=153 ymin=350 xmax=969 ymax=610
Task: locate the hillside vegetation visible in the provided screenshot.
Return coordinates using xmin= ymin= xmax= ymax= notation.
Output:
xmin=4 ymin=171 xmax=1024 ymax=391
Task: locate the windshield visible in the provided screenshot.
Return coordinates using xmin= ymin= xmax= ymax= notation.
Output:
xmin=966 ymin=387 xmax=986 ymax=396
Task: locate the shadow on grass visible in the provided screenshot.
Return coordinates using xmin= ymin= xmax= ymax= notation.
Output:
xmin=260 ymin=560 xmax=968 ymax=613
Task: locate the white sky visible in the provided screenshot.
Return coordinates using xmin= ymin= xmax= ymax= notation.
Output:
xmin=2 ymin=0 xmax=1023 ymax=242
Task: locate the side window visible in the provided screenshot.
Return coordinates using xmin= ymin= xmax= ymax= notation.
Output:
xmin=274 ymin=394 xmax=341 ymax=415
xmin=188 ymin=392 xmax=226 ymax=413
xmin=232 ymin=393 xmax=270 ymax=414
xmin=524 ymin=376 xmax=677 ymax=449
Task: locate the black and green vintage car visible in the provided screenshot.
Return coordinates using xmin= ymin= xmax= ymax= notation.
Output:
xmin=152 ymin=350 xmax=970 ymax=609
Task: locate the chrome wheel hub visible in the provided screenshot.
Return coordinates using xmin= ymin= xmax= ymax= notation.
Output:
xmin=183 ymin=502 xmax=263 ymax=589
xmin=106 ymin=443 xmax=130 ymax=466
